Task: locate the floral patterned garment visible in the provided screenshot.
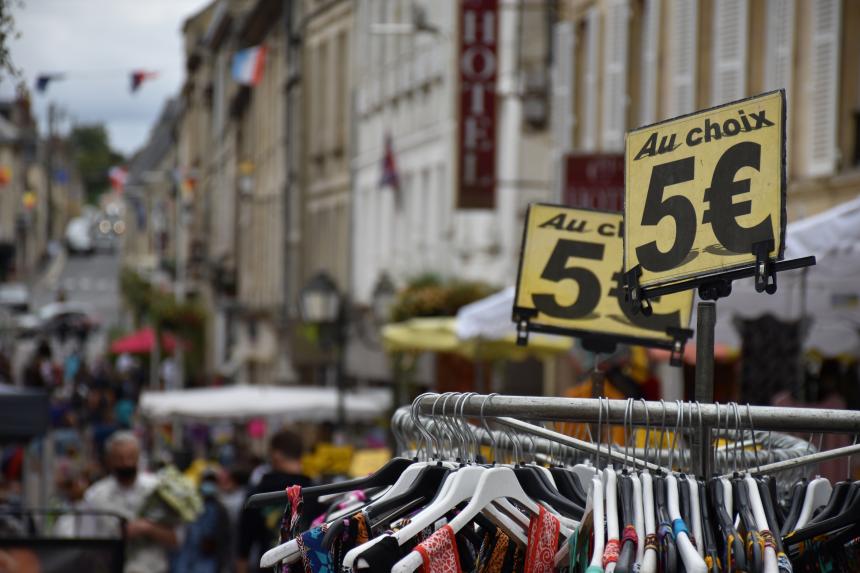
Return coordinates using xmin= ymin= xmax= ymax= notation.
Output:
xmin=295 ymin=524 xmax=334 ymax=573
xmin=524 ymin=505 xmax=560 ymax=573
xmin=415 ymin=524 xmax=463 ymax=573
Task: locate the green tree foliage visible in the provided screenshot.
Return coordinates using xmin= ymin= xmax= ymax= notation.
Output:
xmin=69 ymin=124 xmax=124 ymax=204
xmin=119 ymin=267 xmax=208 ymax=382
xmin=0 ymin=0 xmax=22 ymax=80
xmin=390 ymin=275 xmax=497 ymax=322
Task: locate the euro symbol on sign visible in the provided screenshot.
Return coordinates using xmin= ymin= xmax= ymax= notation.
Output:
xmin=702 ymin=141 xmax=773 ymax=253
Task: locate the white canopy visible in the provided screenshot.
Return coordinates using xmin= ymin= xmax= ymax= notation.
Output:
xmin=455 ymin=286 xmax=569 ymax=347
xmin=139 ymin=385 xmax=392 ymax=423
xmin=710 ymin=195 xmax=860 ymax=355
xmin=455 ymin=286 xmax=519 ymax=340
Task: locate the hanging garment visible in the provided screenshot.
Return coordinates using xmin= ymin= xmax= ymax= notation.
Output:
xmin=281 ymin=485 xmax=303 ymax=542
xmin=791 ymin=527 xmax=860 ymax=572
xmin=525 ymin=505 xmax=560 ymax=573
xmin=415 ymin=524 xmax=463 ymax=573
xmin=293 ymin=524 xmax=333 ymax=573
xmin=356 ymin=535 xmax=405 ymax=570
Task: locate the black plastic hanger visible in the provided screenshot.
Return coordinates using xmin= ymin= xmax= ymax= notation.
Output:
xmin=786 ymin=481 xmax=860 ymax=544
xmin=549 ymin=466 xmax=587 ymax=506
xmin=755 ymin=479 xmax=785 ymax=555
xmin=697 ymin=480 xmax=720 ymax=573
xmin=808 ymin=479 xmax=851 ymax=525
xmin=679 ymin=475 xmax=693 ymax=541
xmin=708 ymin=477 xmax=747 ymax=572
xmin=245 ymin=457 xmax=415 ymax=508
xmin=654 ymin=475 xmax=678 ymax=573
xmin=321 ymin=463 xmax=450 ymax=548
xmin=761 ymin=475 xmax=785 ymax=529
xmin=732 ymin=476 xmax=763 ymax=573
xmin=779 ymin=478 xmax=807 ymax=536
xmin=615 ymin=474 xmax=637 ymax=573
xmin=364 ymin=463 xmax=450 ymax=523
xmin=513 ymin=464 xmax=583 ymax=519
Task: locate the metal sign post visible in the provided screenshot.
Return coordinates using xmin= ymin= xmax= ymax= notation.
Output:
xmin=692 ymin=301 xmax=716 ymax=476
xmin=622 ymin=91 xmax=817 ymax=477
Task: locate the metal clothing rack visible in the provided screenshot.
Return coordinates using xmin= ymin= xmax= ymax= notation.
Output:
xmin=412 ymin=394 xmax=860 ymax=477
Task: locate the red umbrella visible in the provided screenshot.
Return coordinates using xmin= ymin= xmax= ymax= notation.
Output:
xmin=110 ymin=327 xmax=184 ymax=354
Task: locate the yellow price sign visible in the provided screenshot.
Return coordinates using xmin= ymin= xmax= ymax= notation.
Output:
xmin=624 ymin=91 xmax=786 ymax=289
xmin=514 ymin=204 xmax=693 ymax=349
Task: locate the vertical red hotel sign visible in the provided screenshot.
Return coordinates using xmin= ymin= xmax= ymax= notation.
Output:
xmin=457 ymin=0 xmax=498 ymax=209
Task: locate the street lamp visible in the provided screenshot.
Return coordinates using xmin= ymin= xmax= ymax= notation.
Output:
xmin=299 ymin=271 xmax=399 ymax=435
xmin=299 ymin=271 xmax=347 ymax=430
xmin=371 ymin=272 xmax=397 ymax=324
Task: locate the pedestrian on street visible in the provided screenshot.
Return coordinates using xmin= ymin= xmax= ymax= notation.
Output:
xmin=236 ymin=429 xmax=319 ymax=573
xmin=173 ymin=470 xmax=231 ymax=573
xmin=84 ymin=431 xmax=182 ymax=573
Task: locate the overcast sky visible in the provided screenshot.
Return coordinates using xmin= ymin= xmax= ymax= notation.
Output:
xmin=1 ymin=0 xmax=211 ymax=156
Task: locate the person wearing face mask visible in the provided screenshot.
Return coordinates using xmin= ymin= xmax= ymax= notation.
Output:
xmin=85 ymin=431 xmax=181 ymax=573
xmin=174 ymin=469 xmax=231 ymax=573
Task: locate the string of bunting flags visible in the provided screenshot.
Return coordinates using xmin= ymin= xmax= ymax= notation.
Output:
xmin=35 ymin=43 xmax=268 ymax=96
xmin=35 ymin=70 xmax=161 ymax=95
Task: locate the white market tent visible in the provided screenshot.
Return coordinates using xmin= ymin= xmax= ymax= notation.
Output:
xmin=709 ymin=195 xmax=860 ymax=356
xmin=455 ymin=286 xmax=570 ymax=347
xmin=139 ymin=385 xmax=392 ymax=423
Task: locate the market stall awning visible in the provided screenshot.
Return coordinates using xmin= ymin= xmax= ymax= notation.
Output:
xmin=710 ymin=196 xmax=860 ymax=356
xmin=382 ymin=316 xmax=572 ymax=360
xmin=110 ymin=327 xmax=184 ymax=354
xmin=139 ymin=385 xmax=391 ymax=422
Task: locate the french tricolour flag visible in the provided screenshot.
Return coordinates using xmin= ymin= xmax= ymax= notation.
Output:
xmin=232 ymin=45 xmax=267 ymax=87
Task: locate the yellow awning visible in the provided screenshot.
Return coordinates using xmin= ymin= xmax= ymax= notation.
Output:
xmin=382 ymin=317 xmax=572 ymax=361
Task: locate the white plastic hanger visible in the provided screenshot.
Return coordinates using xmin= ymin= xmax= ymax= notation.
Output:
xmin=666 ymin=474 xmax=707 ymax=573
xmin=686 ymin=476 xmax=704 ymax=558
xmin=746 ymin=474 xmax=778 ymax=573
xmin=572 ymin=458 xmax=598 ymax=491
xmin=637 ymin=398 xmax=658 ymax=573
xmin=632 ymin=472 xmax=646 ymax=567
xmin=623 ymin=398 xmax=645 ymax=569
xmin=589 ymin=475 xmax=606 ymax=571
xmin=389 ymin=465 xmax=526 ymax=546
xmin=640 ymin=471 xmax=657 ymax=573
xmin=260 ymin=488 xmax=389 ymax=568
xmin=720 ymin=477 xmax=733 ymax=520
xmin=794 ymin=475 xmax=833 ymax=531
xmin=604 ymin=465 xmax=619 ymax=573
xmin=392 ymin=466 xmax=567 ymax=573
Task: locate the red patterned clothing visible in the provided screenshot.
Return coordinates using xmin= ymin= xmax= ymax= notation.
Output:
xmin=415 ymin=524 xmax=463 ymax=573
xmin=525 ymin=505 xmax=560 ymax=573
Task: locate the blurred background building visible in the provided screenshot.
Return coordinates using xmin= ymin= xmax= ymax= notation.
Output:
xmin=106 ymin=0 xmax=859 ymax=400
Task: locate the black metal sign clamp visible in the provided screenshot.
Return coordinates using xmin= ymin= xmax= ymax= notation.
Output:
xmin=666 ymin=327 xmax=694 ymax=367
xmin=514 ymin=308 xmax=537 ymax=347
xmin=624 ymin=255 xmax=816 ymax=309
xmin=752 ymin=239 xmax=777 ymax=294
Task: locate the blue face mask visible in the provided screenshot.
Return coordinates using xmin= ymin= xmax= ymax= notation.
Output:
xmin=200 ymin=481 xmax=218 ymax=497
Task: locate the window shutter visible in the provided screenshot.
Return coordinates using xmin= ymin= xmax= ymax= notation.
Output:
xmin=764 ymin=0 xmax=794 ymax=106
xmin=638 ymin=0 xmax=661 ymax=127
xmin=668 ymin=0 xmax=698 ymax=117
xmin=805 ymin=0 xmax=841 ymax=177
xmin=601 ymin=0 xmax=630 ymax=151
xmin=581 ymin=7 xmax=599 ymax=151
xmin=711 ymin=0 xmax=748 ymax=105
xmin=552 ymin=21 xmax=575 ymax=151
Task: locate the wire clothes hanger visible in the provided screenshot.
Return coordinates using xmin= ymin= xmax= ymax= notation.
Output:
xmin=258 ymin=393 xmax=860 ymax=571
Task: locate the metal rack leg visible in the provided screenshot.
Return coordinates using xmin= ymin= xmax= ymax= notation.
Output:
xmin=693 ymin=301 xmax=716 ymax=477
